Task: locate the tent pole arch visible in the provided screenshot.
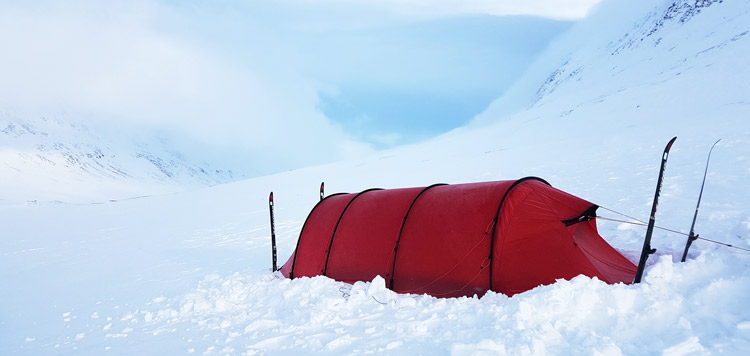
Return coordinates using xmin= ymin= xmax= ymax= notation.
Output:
xmin=282 ymin=177 xmax=637 ymax=297
xmin=289 ymin=192 xmax=349 ymax=279
xmin=488 ymin=176 xmax=550 ymax=291
xmin=388 ymin=183 xmax=448 ymax=290
xmin=323 ymin=188 xmax=384 ymax=276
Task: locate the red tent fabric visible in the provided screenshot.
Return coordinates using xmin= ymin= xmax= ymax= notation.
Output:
xmin=279 ymin=177 xmax=636 ymax=297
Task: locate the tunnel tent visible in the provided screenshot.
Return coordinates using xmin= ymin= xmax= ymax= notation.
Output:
xmin=279 ymin=177 xmax=637 ymax=298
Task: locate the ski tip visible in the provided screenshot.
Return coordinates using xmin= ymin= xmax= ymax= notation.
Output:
xmin=665 ymin=136 xmax=677 ymax=152
xmin=269 ymin=192 xmax=274 ymax=201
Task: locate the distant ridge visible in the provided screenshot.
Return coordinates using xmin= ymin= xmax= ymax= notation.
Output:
xmin=0 ymin=113 xmax=245 ymax=203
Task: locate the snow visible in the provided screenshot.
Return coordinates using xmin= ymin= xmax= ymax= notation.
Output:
xmin=2 ymin=0 xmax=750 ymax=355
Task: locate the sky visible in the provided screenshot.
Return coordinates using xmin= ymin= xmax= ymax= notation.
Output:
xmin=0 ymin=0 xmax=601 ymax=171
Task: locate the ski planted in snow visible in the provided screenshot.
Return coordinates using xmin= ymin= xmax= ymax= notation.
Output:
xmin=634 ymin=136 xmax=677 ymax=283
xmin=269 ymin=192 xmax=277 ymax=272
xmin=681 ymin=139 xmax=721 ymax=262
xmin=320 ymin=182 xmax=325 ymax=201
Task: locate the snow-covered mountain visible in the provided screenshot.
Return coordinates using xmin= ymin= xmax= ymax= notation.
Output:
xmin=2 ymin=0 xmax=750 ymax=355
xmin=0 ymin=112 xmax=245 ymax=203
xmin=474 ymin=0 xmax=747 ymax=124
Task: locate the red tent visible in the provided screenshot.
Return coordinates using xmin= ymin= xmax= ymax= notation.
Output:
xmin=279 ymin=177 xmax=636 ymax=297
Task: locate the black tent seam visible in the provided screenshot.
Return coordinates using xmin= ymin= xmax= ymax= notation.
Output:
xmin=322 ymin=188 xmax=384 ymax=276
xmin=289 ymin=192 xmax=349 ymax=279
xmin=488 ymin=176 xmax=550 ymax=291
xmin=388 ymin=183 xmax=448 ymax=291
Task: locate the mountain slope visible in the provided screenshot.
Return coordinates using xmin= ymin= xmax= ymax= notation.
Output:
xmin=473 ymin=0 xmax=748 ymax=124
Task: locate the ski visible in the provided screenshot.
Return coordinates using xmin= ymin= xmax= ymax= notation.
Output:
xmin=269 ymin=192 xmax=277 ymax=272
xmin=634 ymin=136 xmax=677 ymax=283
xmin=681 ymin=139 xmax=721 ymax=262
xmin=320 ymin=182 xmax=325 ymax=201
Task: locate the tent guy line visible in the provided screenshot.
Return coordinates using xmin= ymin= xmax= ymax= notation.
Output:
xmin=596 ymin=214 xmax=750 ymax=252
xmin=594 ymin=137 xmax=748 ymax=255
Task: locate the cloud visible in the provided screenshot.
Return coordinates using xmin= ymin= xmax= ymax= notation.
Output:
xmin=0 ymin=0 xmax=372 ymax=171
xmin=293 ymin=0 xmax=604 ymax=20
xmin=0 ymin=0 xmax=596 ymax=173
